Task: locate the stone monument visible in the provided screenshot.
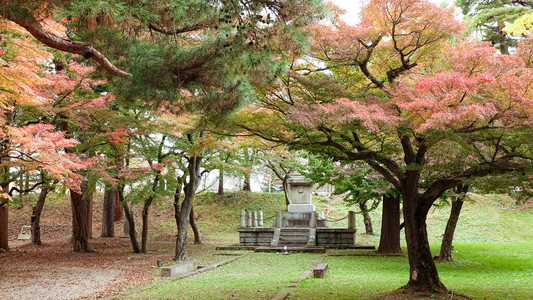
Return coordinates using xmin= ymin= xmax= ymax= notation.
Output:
xmin=287 ymin=173 xmax=315 ymax=213
xmin=282 ymin=173 xmax=324 ymax=227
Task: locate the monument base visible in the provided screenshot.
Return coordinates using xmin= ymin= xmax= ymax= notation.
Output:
xmin=287 ymin=204 xmax=315 ymax=213
xmin=282 ymin=211 xmax=327 ymax=228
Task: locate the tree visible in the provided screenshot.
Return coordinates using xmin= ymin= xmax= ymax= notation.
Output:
xmin=300 ymin=153 xmax=402 ymax=253
xmin=263 ymin=149 xmax=296 ymax=206
xmin=457 ymin=0 xmax=531 ymax=54
xmin=236 ymin=0 xmax=533 ymax=295
xmin=0 ymin=19 xmax=91 ymax=251
xmin=435 ymin=184 xmax=469 ymax=262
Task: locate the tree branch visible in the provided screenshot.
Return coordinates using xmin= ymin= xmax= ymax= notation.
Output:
xmin=4 ymin=7 xmax=131 ymax=77
xmin=9 ymin=181 xmax=45 ymax=196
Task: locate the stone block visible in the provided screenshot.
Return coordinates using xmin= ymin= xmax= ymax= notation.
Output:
xmin=161 ymin=261 xmax=195 ymax=277
xmin=313 ymin=263 xmax=328 ymax=278
xmin=287 ymin=204 xmax=315 ymax=213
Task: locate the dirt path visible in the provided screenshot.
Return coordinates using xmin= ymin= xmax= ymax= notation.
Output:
xmin=0 ymin=237 xmax=168 ymax=300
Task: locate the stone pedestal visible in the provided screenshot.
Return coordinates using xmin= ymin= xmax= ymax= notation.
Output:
xmin=287 ymin=204 xmax=315 ymax=213
xmin=282 ymin=212 xmax=328 ymax=228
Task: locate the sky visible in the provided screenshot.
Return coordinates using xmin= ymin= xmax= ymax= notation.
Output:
xmin=331 ymin=0 xmax=455 ymax=25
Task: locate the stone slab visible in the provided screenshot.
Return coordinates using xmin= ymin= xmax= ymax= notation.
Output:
xmin=160 ymin=261 xmax=195 ymax=277
xmin=313 ymin=263 xmax=328 ymax=278
xmin=287 ymin=204 xmax=315 ymax=213
xmin=254 ymin=246 xmax=326 ymax=253
xmin=215 ymin=245 xmax=256 ymax=251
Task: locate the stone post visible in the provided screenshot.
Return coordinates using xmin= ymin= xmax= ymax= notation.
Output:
xmin=258 ymin=211 xmax=264 ymax=227
xmin=310 ymin=211 xmax=317 ymax=228
xmin=252 ymin=211 xmax=258 ymax=227
xmin=348 ymin=210 xmax=356 ymax=229
xmin=275 ymin=210 xmax=282 ymax=228
xmin=246 ymin=211 xmax=252 ymax=227
xmin=240 ymin=210 xmax=246 ymax=228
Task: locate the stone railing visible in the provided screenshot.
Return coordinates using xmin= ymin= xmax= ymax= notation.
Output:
xmin=237 ymin=209 xmax=357 ymax=248
xmin=239 ymin=210 xmax=356 ymax=229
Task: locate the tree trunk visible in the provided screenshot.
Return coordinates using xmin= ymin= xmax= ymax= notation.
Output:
xmin=436 ymin=185 xmax=468 ymax=262
xmin=0 ymin=203 xmax=7 ymax=251
xmin=174 ymin=182 xmax=196 ymax=260
xmin=243 ymin=173 xmax=251 ymax=191
xmin=101 ymin=187 xmax=115 ymax=237
xmin=121 ymin=193 xmax=140 ymax=253
xmin=377 ymin=194 xmax=402 ymax=254
xmin=0 ymin=184 xmax=8 ymax=251
xmin=217 ymin=171 xmax=224 ymax=195
xmin=283 ymin=176 xmax=290 ymax=207
xmin=174 ymin=186 xmax=194 ymax=260
xmin=402 ymin=190 xmax=447 ymax=293
xmin=141 ymin=201 xmax=150 ymax=254
xmin=113 ymin=190 xmax=122 ymax=221
xmin=189 ymin=206 xmax=201 ymax=244
xmin=141 ymin=195 xmax=155 ymax=254
xmin=87 ymin=187 xmax=93 ymax=239
xmin=70 ymin=180 xmax=92 ymax=252
xmin=174 ymin=141 xmax=202 ymax=260
xmin=31 ymin=185 xmax=51 ymax=245
xmin=18 ymin=169 xmax=24 ymax=209
xmin=359 ymin=200 xmax=373 ymax=235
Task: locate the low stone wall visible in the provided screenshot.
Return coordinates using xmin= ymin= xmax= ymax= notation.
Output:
xmin=316 ymin=228 xmax=356 ymax=247
xmin=238 ymin=227 xmax=356 ymax=248
xmin=237 ymin=228 xmax=275 ymax=246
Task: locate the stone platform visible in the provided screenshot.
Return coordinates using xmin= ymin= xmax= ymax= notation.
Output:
xmin=238 ymin=227 xmax=357 ymax=248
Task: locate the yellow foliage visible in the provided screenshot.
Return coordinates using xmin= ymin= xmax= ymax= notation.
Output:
xmin=504 ymin=13 xmax=533 ymax=36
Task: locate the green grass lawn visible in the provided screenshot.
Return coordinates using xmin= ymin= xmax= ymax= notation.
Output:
xmin=122 ymin=242 xmax=532 ymax=299
xmin=122 ymin=252 xmax=324 ymax=299
xmin=122 ymin=192 xmax=532 ymax=299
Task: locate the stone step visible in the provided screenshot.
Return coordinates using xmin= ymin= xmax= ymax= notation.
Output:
xmin=280 ymin=228 xmax=310 ymax=232
xmin=254 ymin=246 xmax=326 ymax=253
xmin=278 ymin=242 xmax=308 ymax=246
xmin=279 ymin=236 xmax=309 ymax=242
xmin=279 ymin=232 xmax=309 ymax=236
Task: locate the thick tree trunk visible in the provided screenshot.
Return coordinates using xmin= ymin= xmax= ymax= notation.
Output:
xmin=70 ymin=181 xmax=92 ymax=252
xmin=378 ymin=194 xmax=402 ymax=254
xmin=189 ymin=206 xmax=201 ymax=244
xmin=218 ymin=171 xmax=224 ymax=195
xmin=174 ymin=141 xmax=202 ymax=260
xmin=436 ymin=185 xmax=468 ymax=262
xmin=174 ymin=189 xmax=193 ymax=260
xmin=243 ymin=173 xmax=251 ymax=191
xmin=0 ymin=184 xmax=9 ymax=251
xmin=87 ymin=188 xmax=93 ymax=239
xmin=101 ymin=188 xmax=115 ymax=237
xmin=0 ymin=204 xmax=7 ymax=251
xmin=31 ymin=185 xmax=51 ymax=245
xmin=402 ymin=191 xmax=447 ymax=293
xmin=359 ymin=200 xmax=373 ymax=235
xmin=113 ymin=190 xmax=122 ymax=221
xmin=0 ymin=189 xmax=8 ymax=251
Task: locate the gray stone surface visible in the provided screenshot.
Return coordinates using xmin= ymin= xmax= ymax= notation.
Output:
xmin=237 ymin=227 xmax=276 ymax=246
xmin=316 ymin=228 xmax=356 ymax=247
xmin=313 ymin=263 xmax=328 ymax=278
xmin=160 ymin=261 xmax=195 ymax=278
xmin=287 ymin=173 xmax=314 ymax=211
